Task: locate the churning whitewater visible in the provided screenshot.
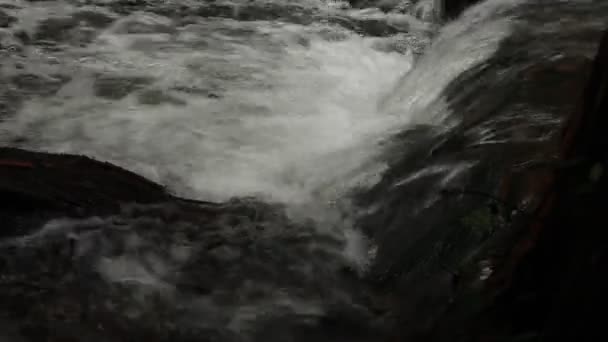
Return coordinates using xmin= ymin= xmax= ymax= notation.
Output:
xmin=0 ymin=0 xmax=526 ymax=341
xmin=1 ymin=0 xmax=519 ymax=206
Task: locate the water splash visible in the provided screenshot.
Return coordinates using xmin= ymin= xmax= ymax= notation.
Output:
xmin=1 ymin=16 xmax=414 ymax=205
xmin=0 ymin=1 xmax=530 ymax=339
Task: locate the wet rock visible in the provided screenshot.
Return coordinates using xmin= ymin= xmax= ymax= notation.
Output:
xmin=426 ymin=28 xmax=608 ymax=342
xmin=442 ymin=0 xmax=482 ymax=20
xmin=377 ymin=0 xmax=403 ymax=13
xmin=0 ymin=147 xmax=170 ymax=217
xmin=348 ymin=0 xmax=379 ymax=9
xmin=11 ymin=73 xmax=71 ymax=96
xmin=356 ymin=1 xmax=608 ymax=341
xmin=0 ymin=9 xmax=16 ymax=28
xmin=353 ymin=18 xmax=401 ymax=36
xmin=138 ymin=89 xmax=186 ymax=106
xmin=72 ymin=8 xmax=118 ymax=28
xmin=94 ymin=75 xmax=154 ymax=100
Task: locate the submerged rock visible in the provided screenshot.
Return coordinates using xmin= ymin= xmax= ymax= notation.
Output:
xmin=0 ymin=9 xmax=16 ymax=28
xmin=94 ymin=75 xmax=154 ymax=100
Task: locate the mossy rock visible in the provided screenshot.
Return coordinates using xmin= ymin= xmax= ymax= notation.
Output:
xmin=460 ymin=207 xmax=497 ymax=239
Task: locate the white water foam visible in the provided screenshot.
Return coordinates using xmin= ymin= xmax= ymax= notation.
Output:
xmin=0 ymin=0 xmax=527 ymax=290
xmin=2 ymin=18 xmax=413 ymax=205
xmin=1 ymin=0 xmax=522 ymax=206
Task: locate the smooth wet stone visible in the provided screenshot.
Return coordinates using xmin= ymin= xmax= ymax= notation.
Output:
xmin=355 ymin=18 xmax=402 ymax=36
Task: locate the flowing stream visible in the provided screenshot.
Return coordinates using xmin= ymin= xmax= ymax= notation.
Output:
xmin=0 ymin=0 xmax=533 ymax=340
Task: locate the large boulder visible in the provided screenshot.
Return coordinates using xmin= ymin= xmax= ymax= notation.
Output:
xmin=357 ymin=1 xmax=608 ymax=340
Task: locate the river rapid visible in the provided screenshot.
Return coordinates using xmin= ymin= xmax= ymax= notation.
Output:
xmin=0 ymin=0 xmax=566 ymax=341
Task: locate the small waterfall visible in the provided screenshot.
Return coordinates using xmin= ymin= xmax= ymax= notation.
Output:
xmin=0 ymin=0 xmax=566 ymax=341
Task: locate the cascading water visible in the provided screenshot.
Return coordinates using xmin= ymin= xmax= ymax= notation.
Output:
xmin=0 ymin=0 xmax=530 ymax=341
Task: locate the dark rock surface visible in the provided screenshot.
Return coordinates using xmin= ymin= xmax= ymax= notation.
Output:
xmin=0 ymin=147 xmax=170 ymax=236
xmin=355 ymin=0 xmax=608 ymax=340
xmin=425 ymin=26 xmax=608 ymax=342
xmin=442 ymin=0 xmax=482 ymax=20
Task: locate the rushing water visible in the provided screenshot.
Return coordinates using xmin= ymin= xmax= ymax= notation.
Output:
xmin=0 ymin=0 xmax=519 ymax=206
xmin=0 ymin=0 xmax=530 ymax=340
